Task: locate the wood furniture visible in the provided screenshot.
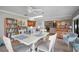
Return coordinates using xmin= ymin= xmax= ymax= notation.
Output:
xmin=45 ymin=20 xmax=72 ymax=39
xmin=4 ymin=18 xmax=19 ymax=38
xmin=4 ymin=18 xmax=27 ymax=38
xmin=56 ymin=21 xmax=70 ymax=39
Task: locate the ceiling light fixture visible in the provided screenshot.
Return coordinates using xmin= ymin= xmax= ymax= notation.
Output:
xmin=29 ymin=15 xmax=43 ymax=20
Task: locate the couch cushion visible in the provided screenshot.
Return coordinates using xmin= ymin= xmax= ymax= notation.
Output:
xmin=0 ymin=37 xmax=4 ymax=46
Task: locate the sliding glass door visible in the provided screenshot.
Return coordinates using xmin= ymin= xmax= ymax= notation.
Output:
xmin=74 ymin=19 xmax=79 ymax=37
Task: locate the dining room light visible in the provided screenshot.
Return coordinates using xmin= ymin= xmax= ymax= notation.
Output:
xmin=29 ymin=15 xmax=43 ymax=20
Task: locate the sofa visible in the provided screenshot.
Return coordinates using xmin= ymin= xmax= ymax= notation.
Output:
xmin=63 ymin=32 xmax=78 ymax=48
xmin=0 ymin=36 xmax=4 ymax=46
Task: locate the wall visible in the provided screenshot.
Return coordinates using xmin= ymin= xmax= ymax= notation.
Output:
xmin=0 ymin=16 xmax=4 ymax=37
xmin=36 ymin=19 xmax=45 ymax=29
xmin=72 ymin=9 xmax=79 ymax=18
xmin=0 ymin=11 xmax=27 ymax=36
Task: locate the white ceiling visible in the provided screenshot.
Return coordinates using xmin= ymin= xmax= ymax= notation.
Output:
xmin=0 ymin=6 xmax=79 ymax=20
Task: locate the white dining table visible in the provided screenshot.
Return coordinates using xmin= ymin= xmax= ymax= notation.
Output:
xmin=11 ymin=32 xmax=49 ymax=52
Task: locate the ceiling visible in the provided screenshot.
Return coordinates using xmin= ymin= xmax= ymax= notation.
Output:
xmin=0 ymin=6 xmax=79 ymax=20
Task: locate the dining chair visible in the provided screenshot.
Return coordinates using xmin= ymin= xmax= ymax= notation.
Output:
xmin=3 ymin=35 xmax=13 ymax=52
xmin=37 ymin=33 xmax=57 ymax=52
xmin=3 ymin=35 xmax=31 ymax=52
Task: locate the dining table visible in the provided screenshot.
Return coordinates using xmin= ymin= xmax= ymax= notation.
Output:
xmin=11 ymin=32 xmax=49 ymax=52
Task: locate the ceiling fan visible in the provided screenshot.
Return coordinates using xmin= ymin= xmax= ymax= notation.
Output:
xmin=25 ymin=6 xmax=44 ymax=20
xmin=27 ymin=6 xmax=43 ymax=13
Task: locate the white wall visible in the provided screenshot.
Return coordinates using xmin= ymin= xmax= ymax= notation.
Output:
xmin=0 ymin=11 xmax=28 ymax=36
xmin=36 ymin=19 xmax=45 ymax=29
xmin=0 ymin=16 xmax=4 ymax=37
xmin=0 ymin=11 xmax=27 ymax=20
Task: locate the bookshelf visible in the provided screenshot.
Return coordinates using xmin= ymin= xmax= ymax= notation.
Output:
xmin=56 ymin=21 xmax=70 ymax=39
xmin=4 ymin=18 xmax=18 ymax=38
xmin=45 ymin=20 xmax=71 ymax=38
xmin=4 ymin=18 xmax=27 ymax=38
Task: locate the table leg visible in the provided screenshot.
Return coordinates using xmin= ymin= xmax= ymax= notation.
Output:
xmin=68 ymin=42 xmax=70 ymax=48
xmin=32 ymin=43 xmax=35 ymax=52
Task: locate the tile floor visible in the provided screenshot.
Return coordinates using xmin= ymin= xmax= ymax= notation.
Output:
xmin=0 ymin=38 xmax=73 ymax=52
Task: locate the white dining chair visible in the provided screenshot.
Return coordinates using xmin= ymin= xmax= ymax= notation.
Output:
xmin=3 ymin=36 xmax=31 ymax=52
xmin=3 ymin=35 xmax=13 ymax=52
xmin=37 ymin=33 xmax=57 ymax=52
